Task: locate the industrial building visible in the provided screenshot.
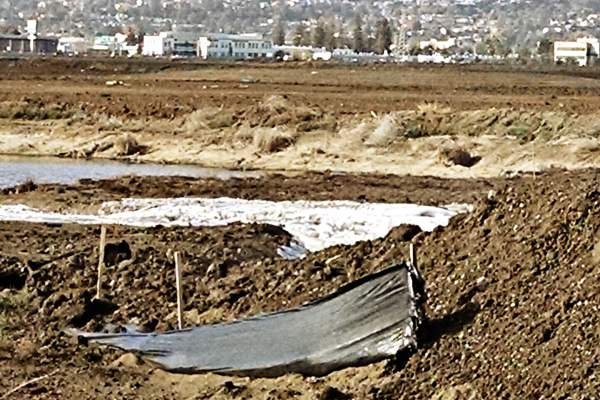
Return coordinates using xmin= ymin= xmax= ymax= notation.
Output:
xmin=197 ymin=33 xmax=273 ymax=59
xmin=0 ymin=35 xmax=58 ymax=54
xmin=143 ymin=32 xmax=197 ymax=57
xmin=554 ymin=37 xmax=599 ymax=66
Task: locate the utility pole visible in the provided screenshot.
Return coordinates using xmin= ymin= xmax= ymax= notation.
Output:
xmin=26 ymin=19 xmax=37 ymax=53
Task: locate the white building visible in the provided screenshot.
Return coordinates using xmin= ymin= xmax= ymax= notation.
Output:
xmin=419 ymin=37 xmax=456 ymax=50
xmin=312 ymin=48 xmax=332 ymax=61
xmin=143 ymin=33 xmax=174 ymax=56
xmin=577 ymin=36 xmax=599 ymax=56
xmin=143 ymin=32 xmax=198 ymax=57
xmin=57 ymin=37 xmax=86 ymax=54
xmin=554 ymin=41 xmax=589 ymax=66
xmin=197 ymin=33 xmax=273 ymax=59
xmin=274 ymin=45 xmax=314 ymax=61
xmin=92 ymin=33 xmax=137 ymax=56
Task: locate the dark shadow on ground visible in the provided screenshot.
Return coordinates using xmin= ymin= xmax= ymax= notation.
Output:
xmin=386 ymin=302 xmax=480 ymax=372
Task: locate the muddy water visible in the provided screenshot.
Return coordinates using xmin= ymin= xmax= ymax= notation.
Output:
xmin=0 ymin=155 xmax=264 ymax=188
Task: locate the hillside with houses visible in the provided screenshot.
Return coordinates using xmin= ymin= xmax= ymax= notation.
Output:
xmin=1 ymin=0 xmax=600 ymax=59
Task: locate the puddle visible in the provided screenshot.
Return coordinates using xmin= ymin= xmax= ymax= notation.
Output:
xmin=0 ymin=155 xmax=264 ymax=188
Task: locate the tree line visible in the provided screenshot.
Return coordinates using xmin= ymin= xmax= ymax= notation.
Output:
xmin=272 ymin=14 xmax=393 ymax=55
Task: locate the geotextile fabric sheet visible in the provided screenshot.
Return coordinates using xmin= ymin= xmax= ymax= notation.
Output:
xmin=71 ymin=262 xmax=425 ymax=377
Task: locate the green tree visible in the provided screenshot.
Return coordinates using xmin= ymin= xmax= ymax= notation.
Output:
xmin=293 ymin=24 xmax=305 ymax=47
xmin=325 ymin=22 xmax=338 ymax=51
xmin=363 ymin=24 xmax=374 ymax=53
xmin=375 ymin=18 xmax=392 ymax=54
xmin=537 ymin=38 xmax=551 ymax=56
xmin=272 ymin=20 xmax=285 ymax=45
xmin=313 ymin=19 xmax=326 ymax=48
xmin=475 ymin=42 xmax=489 ymax=56
xmin=486 ymin=36 xmax=510 ymax=57
xmin=352 ymin=14 xmax=363 ymax=53
xmin=517 ymin=45 xmax=531 ymax=61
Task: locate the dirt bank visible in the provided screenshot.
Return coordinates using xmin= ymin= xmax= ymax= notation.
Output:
xmin=1 ymin=169 xmax=600 ymax=398
xmin=3 ymin=59 xmax=600 ymax=178
xmin=0 ymin=171 xmax=495 ymax=214
xmin=4 ymin=98 xmax=600 ymax=178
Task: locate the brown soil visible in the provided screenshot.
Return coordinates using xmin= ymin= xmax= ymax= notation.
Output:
xmin=1 ymin=58 xmax=600 ymax=116
xmin=0 ymin=172 xmax=495 ymax=213
xmin=2 ymin=169 xmax=600 ymax=399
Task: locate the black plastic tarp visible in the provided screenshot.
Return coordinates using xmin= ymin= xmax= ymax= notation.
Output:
xmin=70 ymin=262 xmax=425 ymax=377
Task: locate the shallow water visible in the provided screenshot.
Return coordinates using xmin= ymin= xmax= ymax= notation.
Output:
xmin=0 ymin=155 xmax=264 ymax=188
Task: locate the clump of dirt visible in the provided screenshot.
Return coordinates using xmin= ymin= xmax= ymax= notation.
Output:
xmin=436 ymin=147 xmax=481 ymax=167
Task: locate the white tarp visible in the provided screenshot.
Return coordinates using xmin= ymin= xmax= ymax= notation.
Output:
xmin=0 ymin=198 xmax=467 ymax=253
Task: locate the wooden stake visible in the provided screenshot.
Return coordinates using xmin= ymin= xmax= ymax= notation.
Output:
xmin=174 ymin=251 xmax=183 ymax=330
xmin=410 ymin=243 xmax=417 ymax=269
xmin=532 ymin=142 xmax=536 ymax=180
xmin=96 ymin=226 xmax=106 ymax=300
xmin=1 ymin=369 xmax=59 ymax=399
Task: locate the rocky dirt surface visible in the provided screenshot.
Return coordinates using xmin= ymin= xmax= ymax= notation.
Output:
xmin=2 ymin=169 xmax=600 ymax=399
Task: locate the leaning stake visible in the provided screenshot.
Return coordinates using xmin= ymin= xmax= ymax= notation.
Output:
xmin=96 ymin=226 xmax=107 ymax=300
xmin=410 ymin=243 xmax=417 ymax=269
xmin=175 ymin=251 xmax=183 ymax=330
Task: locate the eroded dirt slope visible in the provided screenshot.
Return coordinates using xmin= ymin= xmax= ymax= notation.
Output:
xmin=1 ymin=169 xmax=600 ymax=399
xmin=0 ymin=172 xmax=495 ymax=213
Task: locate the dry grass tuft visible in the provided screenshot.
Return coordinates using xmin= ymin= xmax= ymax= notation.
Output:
xmin=364 ymin=114 xmax=403 ymax=146
xmin=407 ymin=102 xmax=453 ymax=138
xmin=416 ymin=102 xmax=452 ymax=116
xmin=338 ymin=119 xmax=375 ymax=145
xmin=436 ymin=147 xmax=481 ymax=168
xmin=253 ymin=127 xmax=297 ymax=153
xmin=113 ymin=133 xmax=148 ymax=156
xmin=98 ymin=115 xmax=124 ymax=131
xmin=14 ymin=179 xmax=37 ymax=194
xmin=185 ymin=108 xmax=238 ymax=132
xmin=0 ymin=101 xmax=75 ymax=120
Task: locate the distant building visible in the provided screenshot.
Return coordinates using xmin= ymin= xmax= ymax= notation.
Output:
xmin=143 ymin=34 xmax=174 ymax=56
xmin=92 ymin=35 xmax=120 ymax=53
xmin=554 ymin=41 xmax=589 ymax=66
xmin=197 ymin=33 xmax=273 ymax=59
xmin=92 ymin=34 xmax=137 ymax=56
xmin=332 ymin=48 xmax=354 ymax=58
xmin=312 ymin=48 xmax=332 ymax=61
xmin=57 ymin=37 xmax=86 ymax=54
xmin=143 ymin=32 xmax=198 ymax=57
xmin=419 ymin=37 xmax=456 ymax=50
xmin=577 ymin=36 xmax=599 ymax=56
xmin=0 ymin=35 xmax=57 ymax=54
xmin=273 ymin=45 xmax=313 ymax=61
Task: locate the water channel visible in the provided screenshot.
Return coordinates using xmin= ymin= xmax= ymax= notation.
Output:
xmin=0 ymin=155 xmax=264 ymax=189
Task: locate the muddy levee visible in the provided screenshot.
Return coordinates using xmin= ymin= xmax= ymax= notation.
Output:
xmin=4 ymin=59 xmax=600 ymax=178
xmin=1 ymin=169 xmax=600 ymax=399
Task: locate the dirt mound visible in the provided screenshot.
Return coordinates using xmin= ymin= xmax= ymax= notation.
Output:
xmin=378 ymin=170 xmax=600 ymax=399
xmin=2 ymin=170 xmax=600 ymax=399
